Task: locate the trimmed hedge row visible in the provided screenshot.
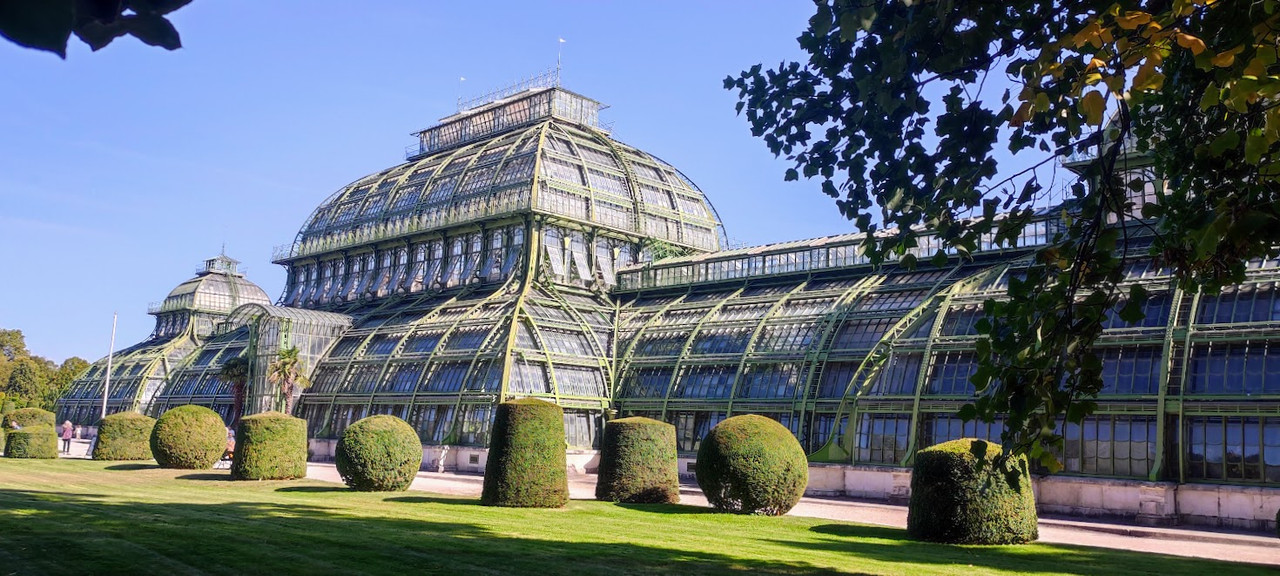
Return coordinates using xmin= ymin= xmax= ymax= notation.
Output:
xmin=695 ymin=415 xmax=807 ymax=516
xmin=93 ymin=412 xmax=156 ymax=461
xmin=481 ymin=398 xmax=568 ymax=508
xmin=5 ymin=427 xmax=58 ymax=459
xmin=335 ymin=415 xmax=422 ymax=491
xmin=906 ymin=438 xmax=1039 ymax=545
xmin=596 ymin=416 xmax=679 ymax=504
xmin=4 ymin=407 xmax=55 ymax=429
xmin=150 ymin=405 xmax=227 ymax=470
xmin=232 ymin=411 xmax=308 ymax=480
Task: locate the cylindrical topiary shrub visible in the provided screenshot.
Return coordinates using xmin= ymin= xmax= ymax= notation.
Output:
xmin=907 ymin=438 xmax=1039 ymax=545
xmin=1275 ymin=508 xmax=1279 ymax=539
xmin=596 ymin=416 xmax=679 ymax=504
xmin=150 ymin=405 xmax=227 ymax=470
xmin=335 ymin=415 xmax=422 ymax=491
xmin=481 ymin=398 xmax=569 ymax=508
xmin=232 ymin=411 xmax=308 ymax=480
xmin=5 ymin=427 xmax=58 ymax=459
xmin=4 ymin=407 xmax=55 ymax=429
xmin=93 ymin=412 xmax=157 ymax=461
xmin=695 ymin=414 xmax=808 ymax=516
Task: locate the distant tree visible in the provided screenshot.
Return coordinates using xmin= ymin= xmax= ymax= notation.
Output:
xmin=5 ymin=357 xmax=56 ymax=410
xmin=0 ymin=329 xmax=28 ymax=361
xmin=0 ymin=0 xmax=195 ymax=59
xmin=267 ymin=348 xmax=310 ymax=415
xmin=728 ymin=0 xmax=1280 ymax=474
xmin=219 ymin=356 xmax=251 ymax=425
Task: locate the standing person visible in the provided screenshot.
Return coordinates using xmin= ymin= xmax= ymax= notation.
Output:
xmin=60 ymin=420 xmax=74 ymax=454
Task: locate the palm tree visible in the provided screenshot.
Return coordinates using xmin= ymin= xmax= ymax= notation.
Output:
xmin=267 ymin=347 xmax=310 ymax=415
xmin=219 ymin=356 xmax=251 ymax=425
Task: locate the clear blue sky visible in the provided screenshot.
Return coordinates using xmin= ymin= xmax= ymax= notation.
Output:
xmin=0 ymin=1 xmax=1021 ymax=364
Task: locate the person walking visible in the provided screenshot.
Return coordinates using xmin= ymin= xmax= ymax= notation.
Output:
xmin=60 ymin=420 xmax=74 ymax=454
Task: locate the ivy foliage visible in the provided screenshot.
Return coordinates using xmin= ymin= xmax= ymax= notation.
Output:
xmin=728 ymin=0 xmax=1280 ymax=475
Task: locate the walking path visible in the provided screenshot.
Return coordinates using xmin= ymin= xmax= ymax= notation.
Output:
xmin=306 ymin=463 xmax=1280 ymax=568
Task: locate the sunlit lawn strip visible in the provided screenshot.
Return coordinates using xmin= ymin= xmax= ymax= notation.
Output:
xmin=0 ymin=460 xmax=1264 ymax=576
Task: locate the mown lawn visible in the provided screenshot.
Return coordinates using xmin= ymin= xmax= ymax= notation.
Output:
xmin=0 ymin=459 xmax=1264 ymax=575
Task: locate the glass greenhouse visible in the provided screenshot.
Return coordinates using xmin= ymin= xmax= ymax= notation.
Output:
xmin=56 ymin=255 xmax=272 ymax=425
xmin=57 ymin=82 xmax=1280 ymax=488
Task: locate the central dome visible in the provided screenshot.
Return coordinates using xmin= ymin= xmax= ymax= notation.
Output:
xmin=278 ymin=87 xmax=723 ymax=263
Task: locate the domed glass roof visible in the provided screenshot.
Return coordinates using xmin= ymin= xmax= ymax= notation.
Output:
xmin=276 ymin=88 xmax=724 ymax=262
xmin=150 ymin=254 xmax=272 ymax=315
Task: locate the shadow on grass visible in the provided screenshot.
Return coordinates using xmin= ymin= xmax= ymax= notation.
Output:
xmin=0 ymin=485 xmax=1264 ymax=576
xmin=276 ymin=486 xmax=350 ymax=494
xmin=771 ymin=522 xmax=1263 ymax=575
xmin=614 ymin=502 xmax=715 ymax=515
xmin=384 ymin=495 xmax=482 ymax=506
xmin=175 ymin=473 xmax=234 ymax=482
xmin=104 ymin=463 xmax=158 ymax=471
xmin=0 ymin=487 xmax=867 ymax=576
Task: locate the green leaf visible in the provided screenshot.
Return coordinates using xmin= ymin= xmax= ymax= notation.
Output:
xmin=119 ymin=13 xmax=181 ymax=50
xmin=1209 ymin=131 xmax=1240 ymax=157
xmin=0 ymin=0 xmax=75 ymax=57
xmin=1245 ymin=132 xmax=1268 ymax=164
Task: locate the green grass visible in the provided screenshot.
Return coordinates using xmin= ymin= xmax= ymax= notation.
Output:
xmin=0 ymin=459 xmax=1263 ymax=575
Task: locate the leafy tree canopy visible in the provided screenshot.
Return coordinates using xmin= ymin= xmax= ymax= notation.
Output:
xmin=728 ymin=0 xmax=1280 ymax=474
xmin=0 ymin=328 xmax=90 ymax=410
xmin=0 ymin=0 xmax=194 ymax=58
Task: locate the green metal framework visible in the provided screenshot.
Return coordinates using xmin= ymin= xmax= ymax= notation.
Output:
xmin=56 ymin=255 xmax=271 ymax=425
xmin=613 ymin=227 xmax=1280 ymax=486
xmin=58 ymin=83 xmax=1280 ymax=488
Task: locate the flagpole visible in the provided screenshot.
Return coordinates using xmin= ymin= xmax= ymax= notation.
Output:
xmin=101 ymin=312 xmax=117 ymax=420
xmin=556 ymin=38 xmax=565 ymax=83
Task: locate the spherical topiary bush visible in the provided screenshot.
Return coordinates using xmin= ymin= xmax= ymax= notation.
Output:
xmin=596 ymin=416 xmax=679 ymax=504
xmin=93 ymin=412 xmax=157 ymax=461
xmin=232 ymin=411 xmax=308 ymax=480
xmin=481 ymin=398 xmax=569 ymax=508
xmin=4 ymin=427 xmax=58 ymax=459
xmin=150 ymin=405 xmax=227 ymax=470
xmin=695 ymin=415 xmax=808 ymax=516
xmin=4 ymin=407 xmax=55 ymax=429
xmin=335 ymin=415 xmax=422 ymax=491
xmin=906 ymin=438 xmax=1039 ymax=545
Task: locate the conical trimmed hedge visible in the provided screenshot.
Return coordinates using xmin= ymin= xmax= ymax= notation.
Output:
xmin=232 ymin=411 xmax=308 ymax=480
xmin=5 ymin=427 xmax=57 ymax=459
xmin=481 ymin=398 xmax=568 ymax=508
xmin=93 ymin=412 xmax=156 ymax=461
xmin=335 ymin=415 xmax=422 ymax=491
xmin=906 ymin=438 xmax=1039 ymax=544
xmin=696 ymin=414 xmax=808 ymax=516
xmin=150 ymin=405 xmax=227 ymax=470
xmin=596 ymin=416 xmax=679 ymax=504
